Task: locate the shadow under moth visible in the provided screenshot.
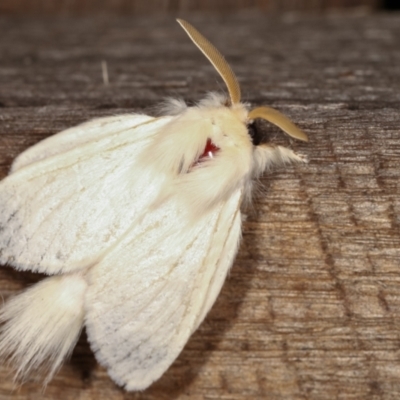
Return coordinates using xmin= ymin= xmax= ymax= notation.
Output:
xmin=0 ymin=19 xmax=308 ymax=390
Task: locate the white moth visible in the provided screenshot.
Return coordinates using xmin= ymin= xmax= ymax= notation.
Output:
xmin=0 ymin=19 xmax=308 ymax=390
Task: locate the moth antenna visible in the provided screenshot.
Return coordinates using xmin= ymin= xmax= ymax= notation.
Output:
xmin=177 ymin=19 xmax=241 ymax=105
xmin=248 ymin=106 xmax=308 ymax=142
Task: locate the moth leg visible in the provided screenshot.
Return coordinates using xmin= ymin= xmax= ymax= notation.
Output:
xmin=252 ymin=144 xmax=307 ymax=176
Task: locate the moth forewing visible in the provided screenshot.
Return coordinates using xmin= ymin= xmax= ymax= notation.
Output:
xmin=10 ymin=114 xmax=157 ymax=173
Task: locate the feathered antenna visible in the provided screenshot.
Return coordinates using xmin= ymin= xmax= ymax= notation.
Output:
xmin=248 ymin=106 xmax=308 ymax=142
xmin=177 ymin=19 xmax=308 ymax=142
xmin=177 ymin=19 xmax=241 ymax=105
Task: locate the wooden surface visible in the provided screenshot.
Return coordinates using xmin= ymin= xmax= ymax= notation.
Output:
xmin=0 ymin=12 xmax=400 ymax=400
xmin=0 ymin=0 xmax=381 ymax=15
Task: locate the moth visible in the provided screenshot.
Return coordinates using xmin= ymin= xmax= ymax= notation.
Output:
xmin=0 ymin=19 xmax=308 ymax=390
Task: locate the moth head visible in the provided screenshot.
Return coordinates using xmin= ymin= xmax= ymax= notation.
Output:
xmin=177 ymin=19 xmax=309 ymax=144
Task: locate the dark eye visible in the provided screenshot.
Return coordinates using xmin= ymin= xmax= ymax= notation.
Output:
xmin=247 ymin=122 xmax=263 ymax=146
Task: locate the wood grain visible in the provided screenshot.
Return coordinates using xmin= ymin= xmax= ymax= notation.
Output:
xmin=0 ymin=0 xmax=381 ymax=15
xmin=0 ymin=13 xmax=400 ymax=400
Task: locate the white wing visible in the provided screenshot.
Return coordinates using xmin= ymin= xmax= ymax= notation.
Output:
xmin=85 ymin=189 xmax=242 ymax=391
xmin=11 ymin=114 xmax=154 ymax=172
xmin=0 ymin=116 xmax=172 ymax=274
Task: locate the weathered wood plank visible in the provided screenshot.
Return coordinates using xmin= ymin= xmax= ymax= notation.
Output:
xmin=0 ymin=13 xmax=400 ymax=399
xmin=0 ymin=0 xmax=382 ymax=15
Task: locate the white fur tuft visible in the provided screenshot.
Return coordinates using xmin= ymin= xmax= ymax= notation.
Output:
xmin=197 ymin=92 xmax=227 ymax=108
xmin=157 ymin=97 xmax=188 ymax=116
xmin=252 ymin=145 xmax=307 ymax=178
xmin=0 ymin=274 xmax=87 ymax=384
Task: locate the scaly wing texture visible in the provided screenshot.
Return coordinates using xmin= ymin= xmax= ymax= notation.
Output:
xmin=85 ymin=189 xmax=242 ymax=391
xmin=11 ymin=114 xmax=153 ymax=172
xmin=0 ymin=116 xmax=172 ymax=274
